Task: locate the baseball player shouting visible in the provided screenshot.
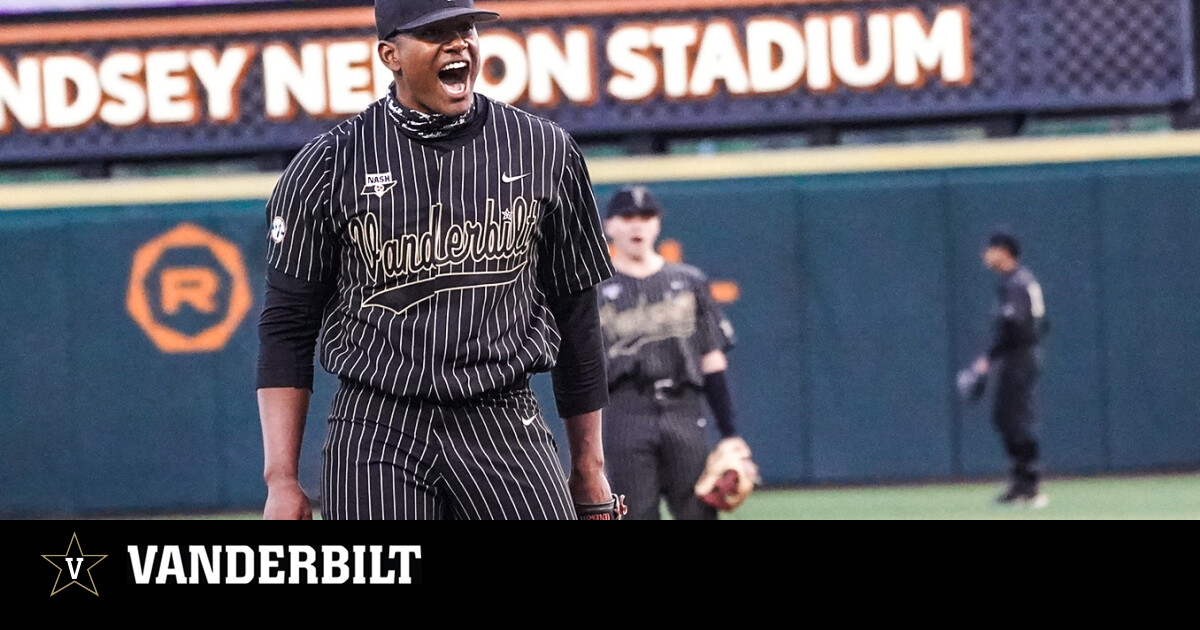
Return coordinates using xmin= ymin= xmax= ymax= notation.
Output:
xmin=597 ymin=186 xmax=757 ymax=520
xmin=257 ymin=0 xmax=624 ymax=520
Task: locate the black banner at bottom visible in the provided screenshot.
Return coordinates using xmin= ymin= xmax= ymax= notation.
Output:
xmin=13 ymin=518 xmax=803 ymax=609
xmin=9 ymin=516 xmax=1120 ymax=611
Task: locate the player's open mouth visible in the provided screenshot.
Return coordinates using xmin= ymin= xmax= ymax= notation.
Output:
xmin=439 ymin=61 xmax=470 ymax=96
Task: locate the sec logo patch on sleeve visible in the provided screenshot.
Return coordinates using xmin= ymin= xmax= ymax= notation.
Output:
xmin=270 ymin=216 xmax=287 ymax=244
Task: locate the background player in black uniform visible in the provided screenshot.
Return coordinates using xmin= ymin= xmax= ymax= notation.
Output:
xmin=597 ymin=186 xmax=749 ymax=520
xmin=972 ymin=231 xmax=1049 ymax=508
xmin=256 ymin=0 xmax=622 ymax=520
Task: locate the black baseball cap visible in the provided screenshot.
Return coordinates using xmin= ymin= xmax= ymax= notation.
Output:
xmin=606 ymin=185 xmax=665 ymax=219
xmin=987 ymin=231 xmax=1020 ymax=258
xmin=375 ymin=0 xmax=500 ymax=40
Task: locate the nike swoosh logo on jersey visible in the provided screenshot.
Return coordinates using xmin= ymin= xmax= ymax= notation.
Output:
xmin=501 ymin=172 xmax=529 ymax=184
xmin=521 ymin=414 xmax=537 ymax=426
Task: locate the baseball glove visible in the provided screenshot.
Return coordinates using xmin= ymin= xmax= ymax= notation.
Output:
xmin=695 ymin=437 xmax=761 ymax=512
xmin=956 ymin=367 xmax=987 ymax=404
xmin=574 ymin=493 xmax=628 ymax=520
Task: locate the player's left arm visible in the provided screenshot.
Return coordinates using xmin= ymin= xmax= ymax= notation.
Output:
xmin=539 ymin=129 xmax=611 ymax=421
xmin=549 ymin=290 xmax=622 ymax=516
xmin=562 ymin=409 xmax=616 ymax=505
xmin=540 ymin=130 xmax=622 ymax=517
xmin=547 ymin=273 xmax=618 ymax=515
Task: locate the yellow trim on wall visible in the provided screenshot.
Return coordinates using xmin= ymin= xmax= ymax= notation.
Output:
xmin=4 ymin=131 xmax=1200 ymax=210
xmin=0 ymin=174 xmax=280 ymax=210
xmin=590 ymin=130 xmax=1200 ymax=182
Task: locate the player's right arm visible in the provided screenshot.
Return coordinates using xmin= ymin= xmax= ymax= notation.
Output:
xmin=257 ymin=268 xmax=334 ymax=519
xmin=260 ymin=387 xmax=313 ymax=520
xmin=257 ymin=269 xmax=333 ymax=519
xmin=256 ymin=135 xmax=336 ymax=520
xmin=692 ymin=268 xmax=742 ymax=440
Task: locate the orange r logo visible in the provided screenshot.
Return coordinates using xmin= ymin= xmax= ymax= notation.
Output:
xmin=161 ymin=268 xmax=220 ymax=315
xmin=126 ymin=223 xmax=252 ymax=354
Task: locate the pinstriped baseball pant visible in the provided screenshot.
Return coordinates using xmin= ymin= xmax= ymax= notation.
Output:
xmin=602 ymin=386 xmax=717 ymax=521
xmin=320 ymin=378 xmax=577 ymax=520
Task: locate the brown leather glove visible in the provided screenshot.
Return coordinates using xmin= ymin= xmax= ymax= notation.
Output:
xmin=694 ymin=437 xmax=761 ymax=511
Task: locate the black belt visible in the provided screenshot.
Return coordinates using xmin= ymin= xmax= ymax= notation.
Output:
xmin=611 ymin=377 xmax=700 ymax=401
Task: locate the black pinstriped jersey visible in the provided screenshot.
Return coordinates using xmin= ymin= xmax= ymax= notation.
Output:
xmin=265 ymin=92 xmax=613 ymax=403
xmin=597 ymin=263 xmax=733 ymax=390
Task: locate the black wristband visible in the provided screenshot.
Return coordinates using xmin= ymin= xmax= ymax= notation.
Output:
xmin=703 ymin=371 xmax=738 ymax=439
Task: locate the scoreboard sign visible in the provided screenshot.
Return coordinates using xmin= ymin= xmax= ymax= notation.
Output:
xmin=0 ymin=0 xmax=1193 ymax=164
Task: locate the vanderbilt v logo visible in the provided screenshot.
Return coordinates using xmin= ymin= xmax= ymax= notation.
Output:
xmin=42 ymin=533 xmax=107 ymax=596
xmin=66 ymin=558 xmax=84 ymax=580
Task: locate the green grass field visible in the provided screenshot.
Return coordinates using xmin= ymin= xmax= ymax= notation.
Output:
xmin=720 ymin=472 xmax=1200 ymax=520
xmin=173 ymin=472 xmax=1200 ymax=520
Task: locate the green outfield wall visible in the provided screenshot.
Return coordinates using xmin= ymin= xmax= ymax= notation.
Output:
xmin=2 ymin=135 xmax=1199 ymax=516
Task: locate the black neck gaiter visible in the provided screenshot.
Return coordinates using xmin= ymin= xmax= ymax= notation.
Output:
xmin=385 ymin=86 xmax=478 ymax=140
